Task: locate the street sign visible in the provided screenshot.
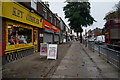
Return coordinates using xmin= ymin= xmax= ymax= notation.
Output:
xmin=40 ymin=43 xmax=48 ymax=56
xmin=47 ymin=44 xmax=58 ymax=60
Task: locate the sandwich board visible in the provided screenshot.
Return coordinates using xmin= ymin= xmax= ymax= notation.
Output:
xmin=40 ymin=43 xmax=48 ymax=56
xmin=47 ymin=44 xmax=58 ymax=60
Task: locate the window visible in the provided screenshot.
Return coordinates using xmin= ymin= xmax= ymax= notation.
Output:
xmin=49 ymin=13 xmax=52 ymax=23
xmin=43 ymin=8 xmax=47 ymax=19
xmin=54 ymin=18 xmax=56 ymax=25
xmin=8 ymin=25 xmax=32 ymax=45
xmin=31 ymin=0 xmax=37 ymax=10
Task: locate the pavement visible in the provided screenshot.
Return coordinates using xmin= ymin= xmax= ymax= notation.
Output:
xmin=2 ymin=41 xmax=72 ymax=78
xmin=2 ymin=41 xmax=120 ymax=79
xmin=50 ymin=41 xmax=120 ymax=78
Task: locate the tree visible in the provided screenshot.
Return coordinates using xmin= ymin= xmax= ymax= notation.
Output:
xmin=104 ymin=1 xmax=120 ymax=20
xmin=104 ymin=11 xmax=117 ymax=20
xmin=63 ymin=2 xmax=95 ymax=43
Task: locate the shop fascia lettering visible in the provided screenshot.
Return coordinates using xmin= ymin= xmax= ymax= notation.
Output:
xmin=52 ymin=26 xmax=57 ymax=30
xmin=44 ymin=25 xmax=58 ymax=32
xmin=12 ymin=7 xmax=41 ymax=24
xmin=26 ymin=15 xmax=40 ymax=24
xmin=44 ymin=25 xmax=51 ymax=29
xmin=12 ymin=7 xmax=24 ymax=18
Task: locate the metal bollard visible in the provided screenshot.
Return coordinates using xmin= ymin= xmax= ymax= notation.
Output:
xmin=106 ymin=48 xmax=109 ymax=63
xmin=85 ymin=40 xmax=87 ymax=47
xmin=93 ymin=43 xmax=94 ymax=52
xmin=99 ymin=45 xmax=100 ymax=56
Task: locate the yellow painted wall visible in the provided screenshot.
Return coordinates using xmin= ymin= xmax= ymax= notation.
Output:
xmin=0 ymin=0 xmax=2 ymax=16
xmin=2 ymin=0 xmax=43 ymax=28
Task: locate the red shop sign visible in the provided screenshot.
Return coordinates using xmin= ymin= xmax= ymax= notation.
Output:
xmin=42 ymin=20 xmax=60 ymax=33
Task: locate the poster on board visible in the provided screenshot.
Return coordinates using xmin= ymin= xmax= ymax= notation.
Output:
xmin=47 ymin=44 xmax=58 ymax=60
xmin=40 ymin=43 xmax=48 ymax=56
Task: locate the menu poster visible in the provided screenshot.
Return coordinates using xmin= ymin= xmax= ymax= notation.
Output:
xmin=47 ymin=44 xmax=58 ymax=60
xmin=40 ymin=43 xmax=48 ymax=56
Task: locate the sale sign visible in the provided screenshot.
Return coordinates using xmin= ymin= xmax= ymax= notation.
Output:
xmin=40 ymin=43 xmax=48 ymax=56
xmin=47 ymin=44 xmax=58 ymax=60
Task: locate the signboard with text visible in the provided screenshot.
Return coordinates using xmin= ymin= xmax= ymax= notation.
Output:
xmin=42 ymin=20 xmax=60 ymax=33
xmin=47 ymin=44 xmax=57 ymax=60
xmin=40 ymin=43 xmax=48 ymax=56
xmin=1 ymin=1 xmax=43 ymax=28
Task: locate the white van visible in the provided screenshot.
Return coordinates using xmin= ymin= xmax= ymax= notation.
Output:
xmin=95 ymin=35 xmax=105 ymax=44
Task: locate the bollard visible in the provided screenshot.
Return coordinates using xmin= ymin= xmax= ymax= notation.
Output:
xmin=106 ymin=48 xmax=109 ymax=63
xmin=93 ymin=43 xmax=94 ymax=52
xmin=99 ymin=45 xmax=100 ymax=56
xmin=85 ymin=40 xmax=86 ymax=47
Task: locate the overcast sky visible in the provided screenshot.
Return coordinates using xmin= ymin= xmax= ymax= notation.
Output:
xmin=42 ymin=0 xmax=119 ymax=35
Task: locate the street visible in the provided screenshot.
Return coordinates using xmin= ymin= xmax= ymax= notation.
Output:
xmin=2 ymin=41 xmax=120 ymax=78
xmin=1 ymin=1 xmax=120 ymax=80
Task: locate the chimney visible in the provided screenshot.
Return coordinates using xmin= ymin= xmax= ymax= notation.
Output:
xmin=44 ymin=1 xmax=49 ymax=8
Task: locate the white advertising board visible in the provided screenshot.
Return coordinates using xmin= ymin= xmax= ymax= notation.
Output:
xmin=40 ymin=43 xmax=48 ymax=56
xmin=47 ymin=44 xmax=58 ymax=60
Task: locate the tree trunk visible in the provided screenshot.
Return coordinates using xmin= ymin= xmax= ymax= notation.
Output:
xmin=76 ymin=31 xmax=79 ymax=37
xmin=80 ymin=32 xmax=82 ymax=43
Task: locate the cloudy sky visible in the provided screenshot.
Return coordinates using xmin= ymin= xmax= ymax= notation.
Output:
xmin=42 ymin=0 xmax=119 ymax=35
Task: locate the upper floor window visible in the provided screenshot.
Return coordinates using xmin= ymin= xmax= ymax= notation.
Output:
xmin=43 ymin=8 xmax=47 ymax=19
xmin=49 ymin=13 xmax=52 ymax=23
xmin=54 ymin=18 xmax=56 ymax=25
xmin=31 ymin=0 xmax=37 ymax=10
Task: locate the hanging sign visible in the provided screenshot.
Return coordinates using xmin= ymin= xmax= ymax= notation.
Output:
xmin=40 ymin=43 xmax=48 ymax=56
xmin=47 ymin=44 xmax=58 ymax=60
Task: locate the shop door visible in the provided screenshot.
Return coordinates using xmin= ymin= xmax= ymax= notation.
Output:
xmin=33 ymin=30 xmax=38 ymax=52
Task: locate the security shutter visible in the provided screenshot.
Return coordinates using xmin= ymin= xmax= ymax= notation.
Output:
xmin=43 ymin=33 xmax=53 ymax=43
xmin=54 ymin=35 xmax=59 ymax=41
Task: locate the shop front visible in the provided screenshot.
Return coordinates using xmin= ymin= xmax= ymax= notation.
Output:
xmin=52 ymin=26 xmax=60 ymax=44
xmin=42 ymin=20 xmax=60 ymax=44
xmin=54 ymin=32 xmax=60 ymax=44
xmin=1 ymin=1 xmax=43 ymax=63
xmin=60 ymin=30 xmax=66 ymax=43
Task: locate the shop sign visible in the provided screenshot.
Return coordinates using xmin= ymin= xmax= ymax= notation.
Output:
xmin=47 ymin=44 xmax=57 ymax=60
xmin=2 ymin=1 xmax=43 ymax=28
xmin=40 ymin=43 xmax=48 ymax=56
xmin=43 ymin=20 xmax=60 ymax=33
xmin=0 ymin=1 xmax=2 ymax=17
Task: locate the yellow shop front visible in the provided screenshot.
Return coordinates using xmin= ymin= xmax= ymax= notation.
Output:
xmin=1 ymin=1 xmax=43 ymax=62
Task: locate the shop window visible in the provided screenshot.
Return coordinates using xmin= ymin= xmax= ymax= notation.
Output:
xmin=54 ymin=18 xmax=56 ymax=25
xmin=8 ymin=25 xmax=32 ymax=45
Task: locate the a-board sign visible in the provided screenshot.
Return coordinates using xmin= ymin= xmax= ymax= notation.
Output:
xmin=40 ymin=43 xmax=48 ymax=56
xmin=47 ymin=44 xmax=58 ymax=60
